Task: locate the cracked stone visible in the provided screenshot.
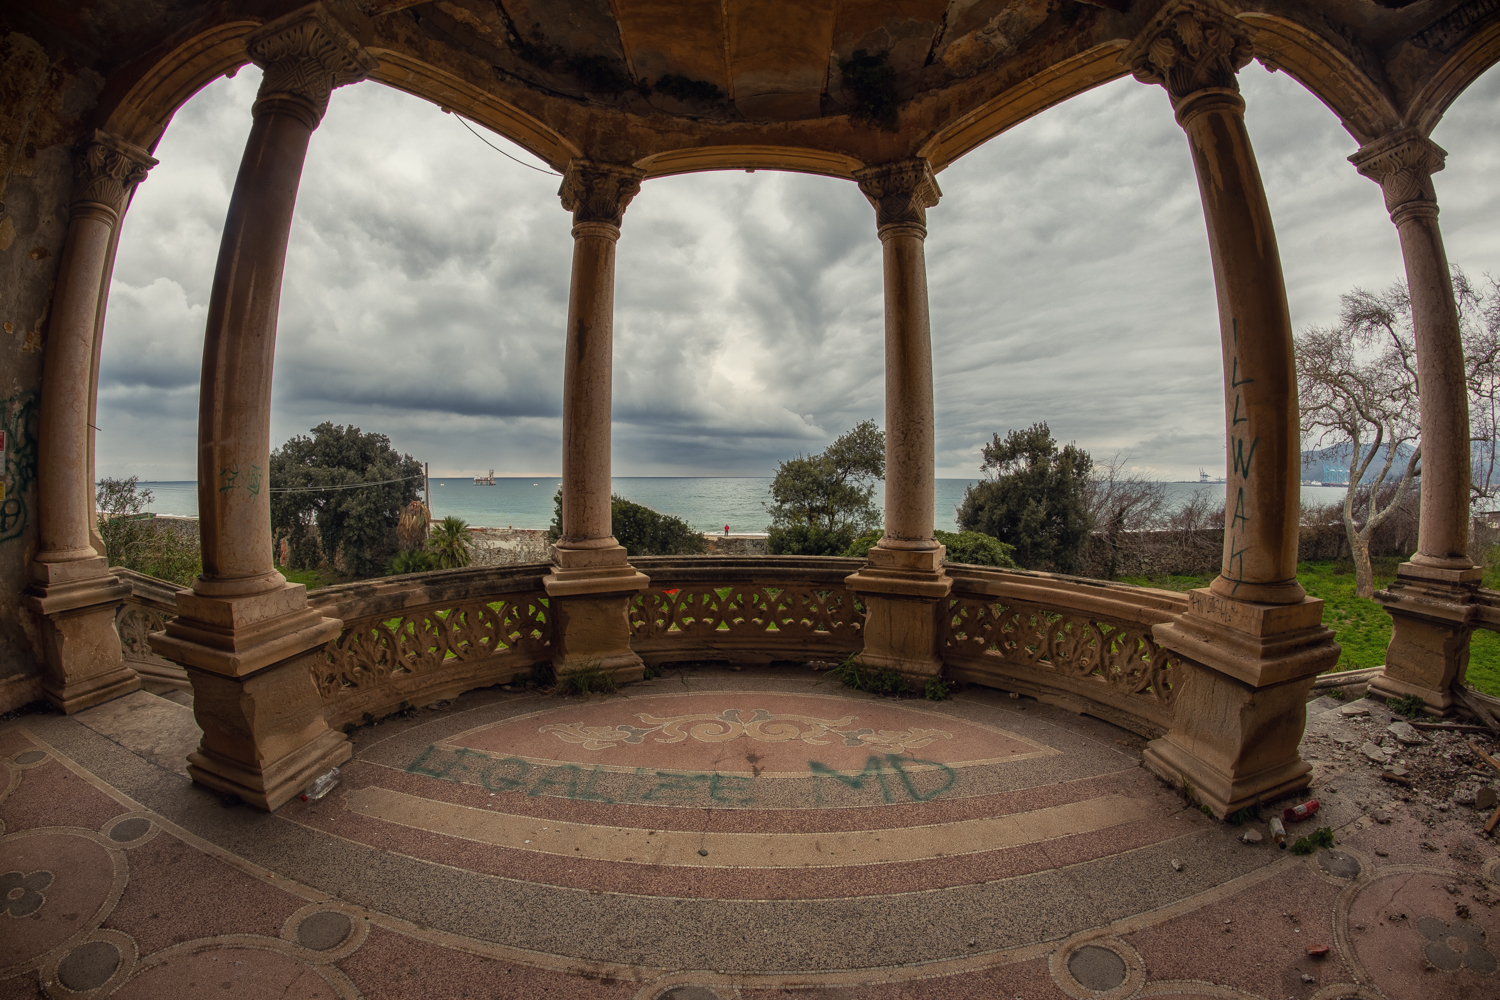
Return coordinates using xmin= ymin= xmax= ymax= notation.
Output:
xmin=1363 ymin=742 xmax=1391 ymax=763
xmin=1387 ymin=721 xmax=1427 ymax=745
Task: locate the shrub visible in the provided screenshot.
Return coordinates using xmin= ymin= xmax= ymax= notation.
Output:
xmin=610 ymin=496 xmax=706 ymax=556
xmin=833 ymin=655 xmax=909 ymax=696
xmin=770 ymin=522 xmax=858 ymax=557
xmin=548 ymin=490 xmax=706 ymax=556
xmin=935 ymin=530 xmax=1017 ymax=568
xmin=386 ymin=548 xmax=436 ymax=576
xmin=96 ymin=477 xmax=202 ymax=587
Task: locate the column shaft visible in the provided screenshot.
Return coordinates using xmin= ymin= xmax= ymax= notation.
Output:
xmin=559 ymin=223 xmax=621 ymax=548
xmin=1180 ymin=94 xmax=1303 ymax=605
xmin=196 ymin=109 xmax=311 ymax=596
xmin=880 ymin=226 xmax=938 ymax=549
xmin=37 ymin=210 xmax=114 ymax=564
xmin=1398 ymin=209 xmax=1471 ymax=565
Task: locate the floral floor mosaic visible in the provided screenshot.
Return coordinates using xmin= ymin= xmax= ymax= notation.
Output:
xmin=2 ymin=666 xmax=1497 ymax=998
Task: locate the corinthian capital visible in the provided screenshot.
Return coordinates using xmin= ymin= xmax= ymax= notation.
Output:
xmin=1350 ymin=128 xmax=1446 ymax=218
xmin=854 ymin=159 xmax=941 ymax=234
xmin=73 ymin=131 xmax=157 ymax=218
xmin=558 ymin=160 xmax=646 ymax=229
xmin=246 ymin=5 xmax=376 ymax=128
xmin=1123 ymin=0 xmax=1253 ymax=105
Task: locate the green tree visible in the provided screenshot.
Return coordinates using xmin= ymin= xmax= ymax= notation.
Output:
xmin=270 ymin=423 xmax=424 ymax=578
xmin=547 ymin=489 xmax=706 ymax=556
xmin=766 ymin=420 xmax=885 ymax=556
xmin=426 ymin=516 xmax=473 ymax=569
xmin=957 ymin=422 xmax=1092 ymax=573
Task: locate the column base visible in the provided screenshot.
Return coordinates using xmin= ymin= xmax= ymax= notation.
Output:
xmin=845 ymin=544 xmax=953 ymax=682
xmin=1147 ymin=589 xmax=1339 ymax=819
xmin=544 ymin=544 xmax=649 ymax=682
xmin=1370 ymin=561 xmax=1481 ymax=714
xmin=25 ymin=562 xmax=138 ymax=714
xmin=149 ymin=583 xmax=348 ymax=811
xmin=186 ymin=708 xmax=350 ymax=812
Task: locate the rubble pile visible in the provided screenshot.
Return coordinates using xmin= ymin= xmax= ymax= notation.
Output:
xmin=1302 ymin=695 xmax=1500 ymax=831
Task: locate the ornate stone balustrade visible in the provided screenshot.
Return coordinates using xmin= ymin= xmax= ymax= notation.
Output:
xmin=119 ymin=557 xmax=1193 ymax=739
xmin=307 ymin=564 xmax=554 ymax=728
xmin=627 ymin=556 xmax=866 ymax=666
xmin=942 ymin=566 xmax=1190 ymax=737
xmin=111 ymin=567 xmax=189 ymax=690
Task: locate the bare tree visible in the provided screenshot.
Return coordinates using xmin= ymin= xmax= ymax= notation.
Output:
xmin=1298 ymin=271 xmax=1500 ymax=597
xmin=1297 ymin=285 xmax=1422 ymax=598
xmin=1084 ymin=452 xmax=1167 ymax=579
xmin=1466 ymin=272 xmax=1500 ymax=505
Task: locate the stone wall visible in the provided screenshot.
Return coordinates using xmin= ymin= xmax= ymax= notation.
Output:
xmin=702 ymin=534 xmax=769 ymax=556
xmin=468 ymin=528 xmax=552 ymax=567
xmin=0 ymin=21 xmax=98 ymax=712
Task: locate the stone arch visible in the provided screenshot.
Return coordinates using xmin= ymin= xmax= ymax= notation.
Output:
xmin=918 ymin=42 xmax=1130 ymax=171
xmin=633 ymin=145 xmax=863 ymax=180
xmin=98 ymin=22 xmax=579 ymax=169
xmin=1407 ymin=14 xmax=1500 ymax=137
xmin=1239 ymin=12 xmax=1401 ymax=144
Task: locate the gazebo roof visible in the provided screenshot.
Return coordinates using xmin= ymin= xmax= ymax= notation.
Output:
xmin=21 ymin=0 xmax=1496 ymax=179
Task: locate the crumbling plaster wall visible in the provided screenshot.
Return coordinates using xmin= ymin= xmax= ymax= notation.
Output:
xmin=0 ymin=21 xmax=100 ymax=711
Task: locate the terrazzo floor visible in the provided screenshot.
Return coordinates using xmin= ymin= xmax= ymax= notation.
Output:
xmin=2 ymin=666 xmax=1495 ymax=999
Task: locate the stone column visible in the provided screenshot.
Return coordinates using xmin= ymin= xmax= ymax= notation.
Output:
xmin=844 ymin=159 xmax=953 ymax=680
xmin=1353 ymin=129 xmax=1482 ymax=713
xmin=1124 ymin=1 xmax=1338 ymax=817
xmin=149 ymin=6 xmax=375 ymax=811
xmin=543 ymin=160 xmax=650 ymax=682
xmin=24 ymin=132 xmax=156 ymax=712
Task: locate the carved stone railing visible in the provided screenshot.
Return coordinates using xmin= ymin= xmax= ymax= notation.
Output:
xmin=307 ymin=563 xmax=554 ymax=728
xmin=627 ymin=556 xmax=865 ymax=666
xmin=111 ymin=567 xmax=189 ymax=690
xmin=942 ymin=566 xmax=1190 ymax=737
xmin=118 ymin=556 xmax=1194 ymax=739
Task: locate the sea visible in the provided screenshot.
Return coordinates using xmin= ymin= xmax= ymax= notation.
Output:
xmin=131 ymin=478 xmax=1355 ymax=534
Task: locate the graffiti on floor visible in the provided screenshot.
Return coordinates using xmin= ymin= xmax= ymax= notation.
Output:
xmin=810 ymin=754 xmax=957 ymax=804
xmin=404 ymin=744 xmax=959 ymax=806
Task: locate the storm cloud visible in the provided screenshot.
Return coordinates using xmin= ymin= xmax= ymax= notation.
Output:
xmin=97 ymin=62 xmax=1500 ymax=481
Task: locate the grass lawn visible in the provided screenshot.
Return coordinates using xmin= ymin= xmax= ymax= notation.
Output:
xmin=279 ymin=567 xmax=347 ymax=591
xmin=1120 ymin=559 xmax=1500 ymax=698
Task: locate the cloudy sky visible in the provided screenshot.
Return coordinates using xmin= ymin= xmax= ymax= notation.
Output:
xmin=98 ymin=60 xmax=1500 ymax=482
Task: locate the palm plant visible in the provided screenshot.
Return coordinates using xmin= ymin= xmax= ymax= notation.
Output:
xmin=426 ymin=516 xmax=473 ymax=569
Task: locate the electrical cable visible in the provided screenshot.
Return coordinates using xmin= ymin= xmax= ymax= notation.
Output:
xmin=455 ymin=116 xmax=560 ymax=176
xmin=269 ymin=474 xmax=426 ymax=494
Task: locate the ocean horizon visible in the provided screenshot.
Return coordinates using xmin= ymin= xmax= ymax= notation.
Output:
xmin=128 ymin=477 xmax=1355 ymax=534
